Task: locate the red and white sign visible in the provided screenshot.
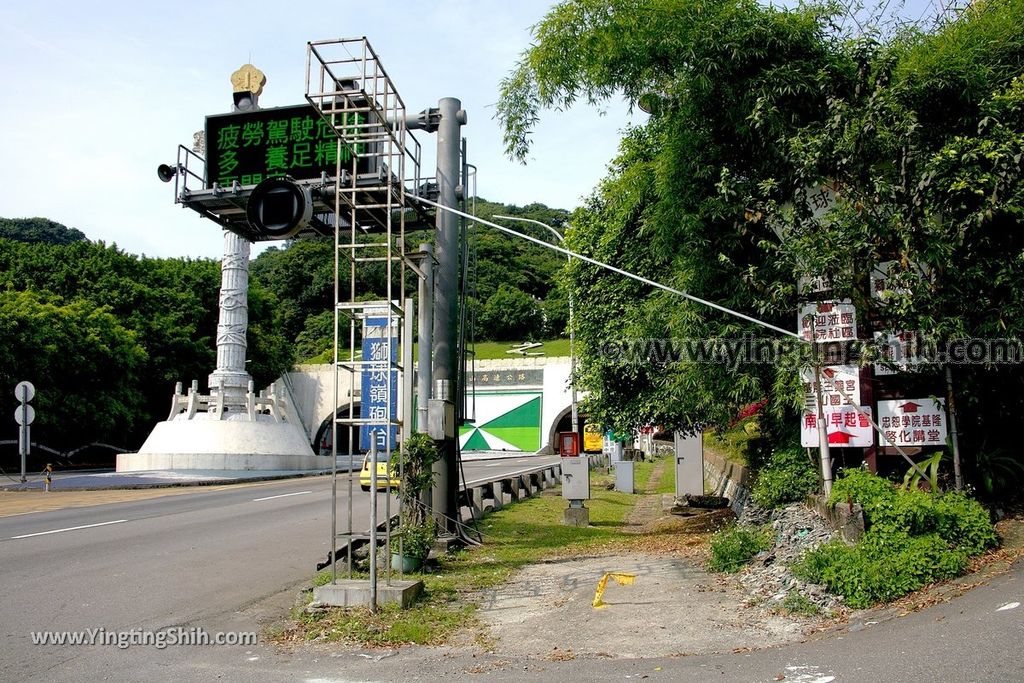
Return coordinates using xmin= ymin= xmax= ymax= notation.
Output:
xmin=801 ymin=406 xmax=873 ymax=448
xmin=876 ymin=398 xmax=947 ymax=447
xmin=798 ymin=301 xmax=857 ymax=343
xmin=800 ymin=365 xmax=860 ymax=412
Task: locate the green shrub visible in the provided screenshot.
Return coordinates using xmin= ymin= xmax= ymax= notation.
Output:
xmin=781 ymin=590 xmax=821 ymax=616
xmin=796 ymin=468 xmax=997 ymax=608
xmin=933 ymin=492 xmax=998 ymax=556
xmin=708 ymin=525 xmax=773 ymax=573
xmin=794 ymin=532 xmax=968 ymax=608
xmin=752 ymin=447 xmax=819 ymax=508
xmin=828 ymin=466 xmax=900 ymax=517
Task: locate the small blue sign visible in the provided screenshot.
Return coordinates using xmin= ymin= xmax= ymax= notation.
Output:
xmin=360 ymin=316 xmax=398 ymax=452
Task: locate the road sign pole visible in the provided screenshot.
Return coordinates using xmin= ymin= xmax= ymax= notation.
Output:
xmin=20 ymin=421 xmax=28 ymax=483
xmin=15 ymin=381 xmax=35 ymax=484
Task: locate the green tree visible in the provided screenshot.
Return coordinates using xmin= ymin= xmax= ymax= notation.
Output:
xmin=0 ymin=217 xmax=87 ymax=245
xmin=0 ymin=237 xmax=293 ymax=448
xmin=0 ymin=290 xmax=147 ymax=449
xmin=499 ymin=0 xmax=1024 ymax=493
xmin=479 ymin=285 xmax=543 ymax=341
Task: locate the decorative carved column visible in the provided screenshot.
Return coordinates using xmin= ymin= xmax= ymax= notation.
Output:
xmin=208 ymin=230 xmax=251 ymax=399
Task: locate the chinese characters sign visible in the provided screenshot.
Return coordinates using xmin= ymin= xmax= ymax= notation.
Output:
xmin=873 ymin=331 xmax=924 ymax=376
xmin=876 ymin=398 xmax=947 ymax=448
xmin=798 ymin=300 xmax=858 ymax=342
xmin=800 ymin=365 xmax=860 ymax=413
xmin=359 ymin=316 xmax=398 ymax=452
xmin=471 ymin=369 xmax=543 ymax=387
xmin=204 ymin=104 xmax=370 ymax=189
xmin=801 ymin=406 xmax=873 ymax=448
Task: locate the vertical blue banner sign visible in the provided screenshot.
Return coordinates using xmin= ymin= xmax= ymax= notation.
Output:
xmin=360 ymin=315 xmax=398 ymax=452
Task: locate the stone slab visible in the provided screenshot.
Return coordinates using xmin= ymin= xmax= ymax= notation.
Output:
xmin=313 ymin=579 xmax=423 ymax=609
xmin=563 ymin=505 xmax=590 ymax=527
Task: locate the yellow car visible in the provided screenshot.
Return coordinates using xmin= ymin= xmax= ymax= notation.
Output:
xmin=359 ymin=453 xmax=400 ymax=492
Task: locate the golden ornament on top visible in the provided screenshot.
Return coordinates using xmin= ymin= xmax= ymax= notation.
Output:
xmin=230 ymin=64 xmax=266 ymax=96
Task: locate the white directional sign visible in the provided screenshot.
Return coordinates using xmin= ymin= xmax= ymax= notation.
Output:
xmin=798 ymin=300 xmax=858 ymax=343
xmin=14 ymin=404 xmax=35 ymax=426
xmin=15 ymin=380 xmax=35 ymax=403
xmin=800 ymin=365 xmax=860 ymax=413
xmin=877 ymin=398 xmax=947 ymax=447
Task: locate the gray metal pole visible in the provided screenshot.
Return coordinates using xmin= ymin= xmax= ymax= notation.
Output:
xmin=402 ymin=299 xmax=415 ymax=443
xmin=946 ymin=366 xmax=964 ymax=491
xmin=493 ymin=215 xmax=580 ymax=436
xmin=430 ymin=97 xmax=466 ymax=535
xmin=417 ymin=243 xmax=434 ymax=434
xmin=368 ymin=439 xmax=378 ymax=613
xmin=813 ymin=359 xmax=833 ymax=497
xmin=20 ymin=410 xmax=28 ymax=483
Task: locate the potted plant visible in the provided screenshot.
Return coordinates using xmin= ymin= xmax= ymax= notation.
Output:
xmin=391 ymin=433 xmax=440 ymax=571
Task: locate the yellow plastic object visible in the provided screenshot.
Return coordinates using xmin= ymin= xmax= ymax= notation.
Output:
xmin=592 ymin=572 xmax=637 ymax=608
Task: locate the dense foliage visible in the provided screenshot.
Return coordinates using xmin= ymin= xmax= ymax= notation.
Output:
xmin=707 ymin=523 xmax=773 ymax=573
xmin=751 ymin=446 xmax=820 ymax=508
xmin=499 ymin=0 xmax=1024 ymax=493
xmin=0 ymin=220 xmax=292 ymax=454
xmin=0 ymin=217 xmax=86 ymax=245
xmin=794 ymin=468 xmax=996 ymax=607
xmin=249 ymin=199 xmax=572 ymax=360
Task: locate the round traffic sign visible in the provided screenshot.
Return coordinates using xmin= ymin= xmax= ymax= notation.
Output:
xmin=14 ymin=404 xmax=35 ymax=426
xmin=15 ymin=381 xmax=35 ymax=403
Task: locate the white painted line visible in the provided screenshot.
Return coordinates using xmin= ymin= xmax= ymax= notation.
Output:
xmin=252 ymin=490 xmax=312 ymax=502
xmin=996 ymin=601 xmax=1020 ymax=612
xmin=11 ymin=519 xmax=127 ymax=539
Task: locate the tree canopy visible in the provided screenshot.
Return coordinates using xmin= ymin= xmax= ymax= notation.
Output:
xmin=0 ymin=236 xmax=292 ymax=453
xmin=500 ymin=0 xmax=1024 ymax=488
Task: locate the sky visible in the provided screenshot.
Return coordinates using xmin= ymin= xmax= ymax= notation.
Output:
xmin=0 ymin=1 xmax=637 ymax=259
xmin=0 ymin=1 xmax=946 ymax=260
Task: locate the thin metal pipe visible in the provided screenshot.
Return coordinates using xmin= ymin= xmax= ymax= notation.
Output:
xmin=418 ymin=197 xmax=801 ymax=340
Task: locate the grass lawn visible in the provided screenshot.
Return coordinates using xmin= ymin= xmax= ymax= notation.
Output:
xmin=298 ymin=338 xmax=572 ymax=366
xmin=470 ymin=338 xmax=571 ymax=360
xmin=278 ymin=461 xmax=700 ymax=647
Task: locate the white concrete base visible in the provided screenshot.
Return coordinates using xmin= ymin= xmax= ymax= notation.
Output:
xmin=118 ymin=416 xmax=322 ymax=472
xmin=313 ymin=579 xmax=423 ymax=609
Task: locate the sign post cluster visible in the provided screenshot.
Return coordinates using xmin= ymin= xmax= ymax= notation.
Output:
xmin=795 ymin=185 xmax=955 ymax=490
xmin=14 ymin=381 xmax=35 ymax=483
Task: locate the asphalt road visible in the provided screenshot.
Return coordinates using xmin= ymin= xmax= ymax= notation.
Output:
xmin=0 ymin=455 xmax=557 ymax=681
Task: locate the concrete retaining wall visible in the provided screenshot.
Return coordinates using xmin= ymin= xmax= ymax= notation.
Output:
xmin=808 ymin=494 xmax=865 ymax=543
xmin=459 ymin=460 xmax=564 ymax=523
xmin=703 ymin=450 xmax=753 ymax=517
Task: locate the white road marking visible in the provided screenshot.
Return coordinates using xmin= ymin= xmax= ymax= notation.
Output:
xmin=785 ymin=665 xmax=836 ymax=683
xmin=252 ymin=490 xmax=312 ymax=502
xmin=996 ymin=601 xmax=1020 ymax=612
xmin=11 ymin=519 xmax=127 ymax=539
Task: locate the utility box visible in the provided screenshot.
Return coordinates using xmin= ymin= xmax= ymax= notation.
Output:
xmin=559 ymin=431 xmax=580 ymax=457
xmin=614 ymin=460 xmax=634 ymax=493
xmin=427 ymin=399 xmax=454 ymax=440
xmin=561 ymin=456 xmax=590 ymax=500
xmin=674 ymin=431 xmax=704 ymax=498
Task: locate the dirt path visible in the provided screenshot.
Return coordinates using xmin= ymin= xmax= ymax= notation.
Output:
xmin=470 ymin=462 xmax=823 ymax=659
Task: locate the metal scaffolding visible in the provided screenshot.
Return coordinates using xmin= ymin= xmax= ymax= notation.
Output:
xmin=305 ymin=38 xmax=425 ymax=591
